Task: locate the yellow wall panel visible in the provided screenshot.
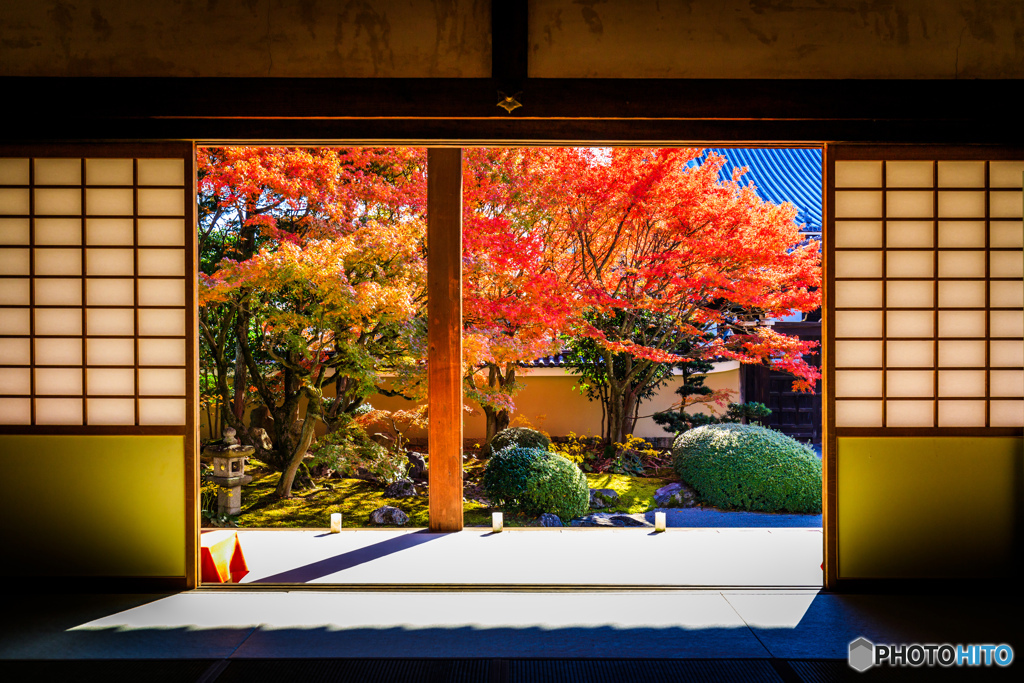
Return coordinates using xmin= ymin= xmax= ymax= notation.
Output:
xmin=0 ymin=435 xmax=185 ymax=577
xmin=838 ymin=437 xmax=1022 ymax=579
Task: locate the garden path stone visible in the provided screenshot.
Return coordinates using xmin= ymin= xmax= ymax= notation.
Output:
xmin=538 ymin=513 xmax=563 ymax=527
xmin=369 ymin=506 xmax=409 ymax=526
xmin=588 ymin=488 xmax=620 ymax=509
xmin=384 ymin=479 xmax=418 ymax=498
xmin=654 ymin=482 xmax=698 ymax=508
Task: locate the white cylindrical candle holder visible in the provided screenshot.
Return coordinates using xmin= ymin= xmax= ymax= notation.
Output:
xmin=654 ymin=511 xmax=666 ymax=532
xmin=330 ymin=512 xmax=342 ymax=533
xmin=492 ymin=512 xmax=503 ymax=532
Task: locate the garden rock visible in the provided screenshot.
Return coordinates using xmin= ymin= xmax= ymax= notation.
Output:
xmin=571 ymin=513 xmax=653 ymax=527
xmin=251 ymin=428 xmax=274 ymax=451
xmin=407 ymin=452 xmax=427 ymax=479
xmin=538 ymin=513 xmax=563 ymax=527
xmin=588 ymin=488 xmax=619 ymax=509
xmin=384 ymin=479 xmax=417 ymax=498
xmin=654 ymin=482 xmax=697 ymax=508
xmin=369 ymin=505 xmax=409 ymax=526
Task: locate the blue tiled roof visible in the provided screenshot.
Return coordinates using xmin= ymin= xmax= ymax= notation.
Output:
xmin=705 ymin=148 xmax=822 ymax=233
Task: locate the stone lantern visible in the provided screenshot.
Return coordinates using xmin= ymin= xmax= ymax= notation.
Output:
xmin=203 ymin=427 xmax=254 ymax=516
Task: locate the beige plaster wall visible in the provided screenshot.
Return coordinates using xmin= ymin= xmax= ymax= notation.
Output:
xmin=0 ymin=0 xmax=490 ymax=77
xmin=530 ymin=0 xmax=1024 ymax=79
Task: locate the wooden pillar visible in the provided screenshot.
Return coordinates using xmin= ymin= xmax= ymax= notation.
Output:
xmin=427 ymin=148 xmax=464 ymax=532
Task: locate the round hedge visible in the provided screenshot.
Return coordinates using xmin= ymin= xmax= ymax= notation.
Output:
xmin=481 ymin=427 xmax=551 ymax=459
xmin=482 ymin=446 xmax=589 ymax=521
xmin=672 ymin=424 xmax=822 ymax=513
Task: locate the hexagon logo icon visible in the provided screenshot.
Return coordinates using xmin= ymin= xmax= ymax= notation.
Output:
xmin=848 ymin=637 xmax=875 ymax=672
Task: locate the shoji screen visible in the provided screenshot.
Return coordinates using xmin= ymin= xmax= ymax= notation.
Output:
xmin=0 ymin=143 xmax=195 ymax=585
xmin=827 ymin=147 xmax=1023 ymax=583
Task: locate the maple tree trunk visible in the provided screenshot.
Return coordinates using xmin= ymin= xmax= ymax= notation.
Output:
xmin=275 ymin=389 xmax=322 ymax=499
xmin=483 ymin=406 xmax=511 ymax=445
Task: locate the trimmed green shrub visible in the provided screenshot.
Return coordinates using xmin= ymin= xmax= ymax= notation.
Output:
xmin=483 ymin=446 xmax=589 ymax=521
xmin=482 ymin=427 xmax=551 ymax=458
xmin=672 ymin=424 xmax=821 ymax=513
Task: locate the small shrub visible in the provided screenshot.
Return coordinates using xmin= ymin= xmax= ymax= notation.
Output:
xmin=482 ymin=427 xmax=551 ymax=458
xmin=483 ymin=446 xmax=589 ymax=521
xmin=672 ymin=424 xmax=821 ymax=513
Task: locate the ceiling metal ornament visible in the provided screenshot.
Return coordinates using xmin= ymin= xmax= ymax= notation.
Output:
xmin=496 ymin=91 xmax=523 ymax=113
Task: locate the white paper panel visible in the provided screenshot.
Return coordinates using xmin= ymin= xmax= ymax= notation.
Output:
xmin=886 ymin=221 xmax=933 ymax=248
xmin=0 ymin=368 xmax=31 ymax=395
xmin=937 ymin=161 xmax=985 ymax=188
xmin=86 ymin=398 xmax=136 ymax=425
xmin=835 ymin=191 xmax=881 ymax=218
xmin=886 ymin=251 xmax=933 ymax=278
xmin=0 ymin=189 xmax=30 ymax=215
xmin=86 ymin=278 xmax=134 ymax=306
xmin=86 ymin=368 xmax=135 ymax=396
xmin=990 ymin=251 xmax=1023 ymax=278
xmin=886 ymin=401 xmax=934 ymax=427
xmin=835 ymin=280 xmax=882 ymax=308
xmin=835 ymin=251 xmax=882 ymax=278
xmin=138 ymin=159 xmax=185 ymax=186
xmin=35 ymin=248 xmax=81 ymax=276
xmin=937 ymin=221 xmax=985 ymax=248
xmin=886 ymin=340 xmax=934 ymax=367
xmin=937 ymin=400 xmax=986 ymax=427
xmin=34 ymin=338 xmax=82 ymax=366
xmin=835 ymin=370 xmax=882 ymax=397
xmin=86 ymin=188 xmax=134 ymax=216
xmin=886 ymin=191 xmax=933 ymax=218
xmin=937 ymin=310 xmax=985 ymax=338
xmin=938 ymin=370 xmax=986 ymax=398
xmin=834 ymin=221 xmax=882 ymax=248
xmin=835 ymin=310 xmax=883 ymax=338
xmin=0 ymin=278 xmax=30 ymax=305
xmin=139 ymin=368 xmax=186 ymax=396
xmin=937 ymin=191 xmax=985 ymax=218
xmin=137 ymin=219 xmax=185 ymax=246
xmin=0 ymin=218 xmax=30 ymax=245
xmin=86 ymin=308 xmax=134 ymax=336
xmin=33 ymin=278 xmax=81 ymax=306
xmin=139 ymin=398 xmax=186 ymax=425
xmin=34 ymin=308 xmax=81 ymax=335
xmin=34 ymin=188 xmax=81 ymax=215
xmin=35 ymin=367 xmax=82 ymax=395
xmin=34 ymin=398 xmax=83 ymax=425
xmin=0 ymin=308 xmax=31 ymax=334
xmin=886 ymin=310 xmax=933 ymax=337
xmin=0 ymin=188 xmax=29 ymax=215
xmin=835 ymin=400 xmax=883 ymax=427
xmin=34 ymin=159 xmax=81 ymax=185
xmin=990 ymin=400 xmax=1024 ymax=427
xmin=938 ymin=340 xmax=987 ymax=367
xmin=138 ymin=279 xmax=185 ymax=306
xmin=989 ymin=161 xmax=1024 ymax=188
xmin=834 ymin=161 xmax=881 ymax=188
xmin=34 ymin=218 xmax=82 ymax=245
xmin=938 ymin=251 xmax=986 ymax=278
xmin=0 ymin=158 xmax=29 ymax=184
xmin=86 ymin=218 xmax=134 ymax=245
xmin=885 ymin=370 xmax=933 ymax=397
xmin=835 ymin=340 xmax=883 ymax=367
xmin=990 ymin=341 xmax=1024 ymax=368
xmin=138 ymin=338 xmax=186 ymax=366
xmin=937 ymin=281 xmax=986 ymax=308
xmin=886 ymin=281 xmax=933 ymax=308
xmin=138 ymin=189 xmax=184 ymax=216
xmin=0 ymin=248 xmax=30 ymax=275
xmin=86 ymin=158 xmax=133 ymax=186
xmin=990 ymin=370 xmax=1024 ymax=397
xmin=0 ymin=398 xmax=31 ymax=424
xmin=886 ymin=161 xmax=933 ymax=188
xmin=86 ymin=338 xmax=135 ymax=366
xmin=990 ymin=191 xmax=1023 ymax=218
xmin=0 ymin=338 xmax=31 ymax=365
xmin=138 ymin=249 xmax=185 ymax=276
xmin=989 ymin=311 xmax=1024 ymax=338
xmin=989 ymin=222 xmax=1023 ymax=248
xmin=991 ymin=280 xmax=1024 ymax=308
xmin=138 ymin=308 xmax=186 ymax=336
xmin=86 ymin=249 xmax=134 ymax=276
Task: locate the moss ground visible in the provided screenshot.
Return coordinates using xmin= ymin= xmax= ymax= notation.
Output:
xmin=204 ymin=458 xmax=673 ymax=529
